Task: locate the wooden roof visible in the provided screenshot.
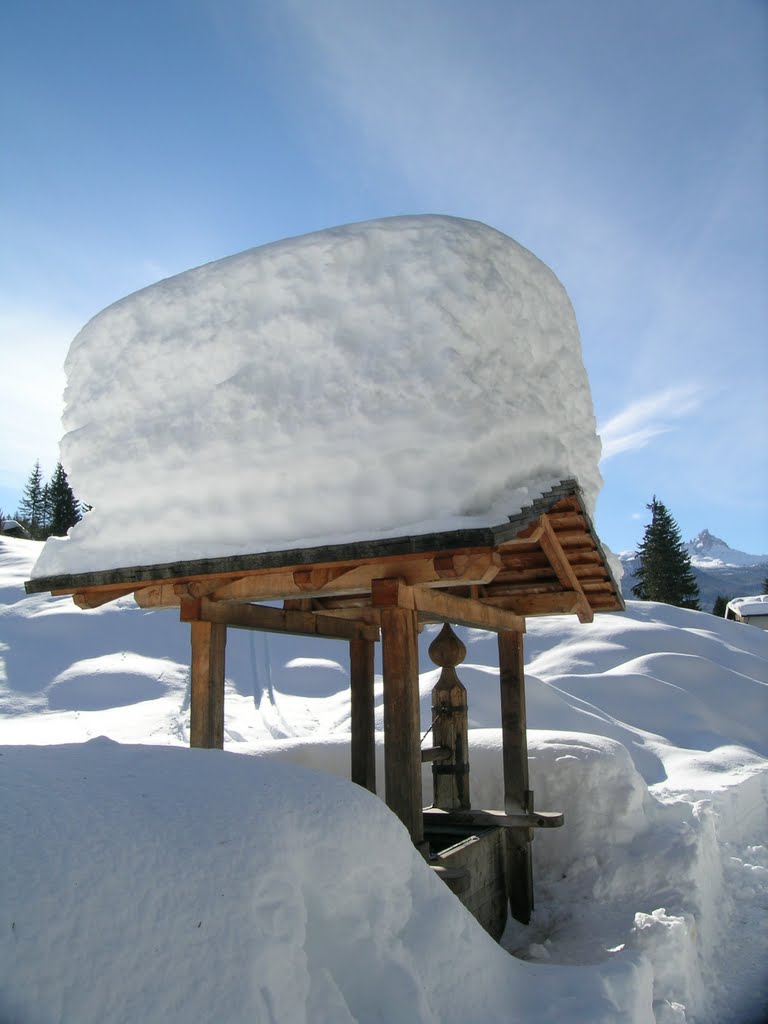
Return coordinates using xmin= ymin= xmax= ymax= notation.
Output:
xmin=26 ymin=481 xmax=623 ymax=631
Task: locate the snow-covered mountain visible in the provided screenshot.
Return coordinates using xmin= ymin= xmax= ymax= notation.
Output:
xmin=685 ymin=529 xmax=768 ymax=568
xmin=620 ymin=530 xmax=768 ymax=610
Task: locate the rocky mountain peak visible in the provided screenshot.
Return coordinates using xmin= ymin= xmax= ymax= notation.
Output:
xmin=688 ymin=529 xmax=730 ymax=552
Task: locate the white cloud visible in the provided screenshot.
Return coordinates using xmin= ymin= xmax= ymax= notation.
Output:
xmin=598 ymin=385 xmax=704 ymax=462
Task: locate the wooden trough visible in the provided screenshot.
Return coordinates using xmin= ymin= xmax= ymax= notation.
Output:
xmin=26 ymin=480 xmax=623 ymax=935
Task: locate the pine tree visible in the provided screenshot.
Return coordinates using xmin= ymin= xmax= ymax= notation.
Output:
xmin=40 ymin=483 xmax=52 ymax=536
xmin=631 ymin=497 xmax=701 ymax=609
xmin=17 ymin=460 xmax=46 ymax=539
xmin=47 ymin=463 xmax=81 ymax=537
xmin=763 ymin=576 xmax=768 ymax=595
xmin=712 ymin=595 xmax=730 ymax=617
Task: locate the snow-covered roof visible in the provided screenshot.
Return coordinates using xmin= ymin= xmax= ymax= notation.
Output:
xmin=32 ymin=215 xmax=603 ymax=579
xmin=727 ymin=594 xmax=768 ymax=618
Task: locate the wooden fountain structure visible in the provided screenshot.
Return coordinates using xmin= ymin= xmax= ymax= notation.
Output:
xmin=26 ymin=480 xmax=623 ymax=937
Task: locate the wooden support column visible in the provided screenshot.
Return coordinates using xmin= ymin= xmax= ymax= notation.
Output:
xmin=349 ymin=637 xmax=376 ymax=794
xmin=373 ymin=579 xmax=424 ymax=848
xmin=498 ymin=629 xmax=534 ymax=923
xmin=428 ymin=624 xmax=470 ymax=811
xmin=190 ymin=620 xmax=227 ymax=749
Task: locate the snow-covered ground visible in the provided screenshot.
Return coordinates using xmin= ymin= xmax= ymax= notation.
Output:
xmin=2 ymin=536 xmax=767 ymax=1023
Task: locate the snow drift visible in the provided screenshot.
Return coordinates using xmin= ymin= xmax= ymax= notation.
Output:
xmin=32 ymin=215 xmax=602 ymax=577
xmin=3 ymin=537 xmax=767 ymax=1022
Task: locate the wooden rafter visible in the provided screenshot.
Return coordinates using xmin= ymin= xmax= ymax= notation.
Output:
xmin=72 ymin=587 xmax=136 ymax=609
xmin=537 ymin=515 xmax=593 ymax=623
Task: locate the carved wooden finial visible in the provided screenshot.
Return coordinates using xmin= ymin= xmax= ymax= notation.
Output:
xmin=428 ymin=623 xmax=466 ymax=669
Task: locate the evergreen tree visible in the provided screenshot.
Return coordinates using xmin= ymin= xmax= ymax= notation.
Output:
xmin=17 ymin=460 xmax=46 ymax=539
xmin=40 ymin=483 xmax=52 ymax=536
xmin=763 ymin=576 xmax=768 ymax=595
xmin=712 ymin=595 xmax=730 ymax=617
xmin=631 ymin=497 xmax=701 ymax=609
xmin=47 ymin=463 xmax=81 ymax=537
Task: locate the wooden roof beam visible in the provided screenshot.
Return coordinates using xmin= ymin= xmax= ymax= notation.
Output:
xmin=537 ymin=516 xmax=593 ymax=623
xmin=189 ymin=551 xmax=501 ymax=605
xmin=72 ymin=587 xmax=137 ymax=609
xmin=371 ymin=578 xmax=525 ymax=633
xmin=180 ymin=596 xmax=380 ymax=642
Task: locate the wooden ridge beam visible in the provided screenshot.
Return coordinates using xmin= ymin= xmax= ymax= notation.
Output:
xmin=538 ymin=516 xmax=593 ymax=623
xmin=180 ymin=597 xmax=380 ymax=642
xmin=371 ymin=578 xmax=525 ymax=633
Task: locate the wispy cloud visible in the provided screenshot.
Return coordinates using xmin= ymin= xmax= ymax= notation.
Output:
xmin=598 ymin=385 xmax=704 ymax=461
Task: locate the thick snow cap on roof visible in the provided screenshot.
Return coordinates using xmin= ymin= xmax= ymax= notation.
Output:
xmin=32 ymin=215 xmax=603 ymax=577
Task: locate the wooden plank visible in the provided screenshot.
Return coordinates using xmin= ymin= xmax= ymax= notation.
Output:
xmin=371 ymin=579 xmax=526 ymax=633
xmin=421 ymin=746 xmax=451 ymax=762
xmin=350 ymin=638 xmax=377 ymax=794
xmin=190 ymin=620 xmax=226 ymax=749
xmin=498 ymin=629 xmax=534 ymax=923
xmin=549 ymin=531 xmax=597 ymax=548
xmin=181 ymin=597 xmax=379 ymax=642
xmin=380 ymin=604 xmax=424 ymax=846
xmin=72 ymin=587 xmax=136 ymax=609
xmin=423 ymin=808 xmax=563 ymax=829
xmin=538 ymin=516 xmax=593 ymax=623
xmin=489 ymin=566 xmax=561 ymax=585
xmin=481 ymin=592 xmax=584 ymax=616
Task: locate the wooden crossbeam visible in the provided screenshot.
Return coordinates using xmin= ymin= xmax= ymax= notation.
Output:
xmin=180 ymin=596 xmax=379 ymax=642
xmin=537 ymin=516 xmax=593 ymax=623
xmin=423 ymin=808 xmax=563 ymax=829
xmin=371 ymin=579 xmax=525 ymax=633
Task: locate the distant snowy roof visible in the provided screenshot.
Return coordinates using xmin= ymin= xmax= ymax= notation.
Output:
xmin=727 ymin=595 xmax=768 ymax=618
xmin=32 ymin=215 xmax=603 ymax=579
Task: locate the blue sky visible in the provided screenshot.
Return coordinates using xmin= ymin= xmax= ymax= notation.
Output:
xmin=2 ymin=0 xmax=766 ymax=555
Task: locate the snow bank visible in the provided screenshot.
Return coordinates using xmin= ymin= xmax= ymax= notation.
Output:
xmin=0 ymin=741 xmax=652 ymax=1024
xmin=32 ymin=215 xmax=602 ymax=577
xmin=3 ymin=539 xmax=767 ymax=1022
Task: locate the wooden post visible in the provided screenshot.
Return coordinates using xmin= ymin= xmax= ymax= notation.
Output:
xmin=498 ymin=629 xmax=534 ymax=923
xmin=190 ymin=620 xmax=227 ymax=749
xmin=428 ymin=624 xmax=470 ymax=810
xmin=379 ymin=600 xmax=424 ymax=847
xmin=349 ymin=637 xmax=376 ymax=794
